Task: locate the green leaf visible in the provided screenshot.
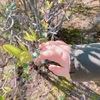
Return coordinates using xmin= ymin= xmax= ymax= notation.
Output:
xmin=21 ymin=73 xmax=28 ymax=78
xmin=19 ymin=52 xmax=32 ymax=63
xmin=23 ymin=30 xmax=37 ymax=41
xmin=66 ymin=11 xmax=71 ymax=17
xmin=4 ymin=86 xmax=12 ymax=92
xmin=29 ymin=28 xmax=37 ymax=41
xmin=43 ymin=23 xmax=48 ymax=29
xmin=18 ymin=41 xmax=28 ymax=52
xmin=24 ymin=67 xmax=29 ymax=74
xmin=23 ymin=63 xmax=28 ymax=68
xmin=45 ymin=1 xmax=52 ymax=8
xmin=42 ymin=32 xmax=48 ymax=38
xmin=3 ymin=73 xmax=11 ymax=78
xmin=39 ymin=7 xmax=45 ymax=14
xmin=0 ymin=96 xmax=5 ymax=100
xmin=38 ymin=38 xmax=48 ymax=42
xmin=21 ymin=67 xmax=29 ymax=78
xmin=3 ymin=44 xmax=22 ymax=57
xmin=23 ymin=31 xmax=30 ymax=37
xmin=17 ymin=62 xmax=22 ymax=67
xmin=24 ymin=36 xmax=35 ymax=41
xmin=30 ymin=35 xmax=37 ymax=41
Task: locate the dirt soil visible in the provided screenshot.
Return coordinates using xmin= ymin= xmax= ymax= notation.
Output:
xmin=62 ymin=0 xmax=100 ymax=43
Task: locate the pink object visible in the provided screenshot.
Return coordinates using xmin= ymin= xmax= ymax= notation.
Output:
xmin=37 ymin=40 xmax=71 ymax=79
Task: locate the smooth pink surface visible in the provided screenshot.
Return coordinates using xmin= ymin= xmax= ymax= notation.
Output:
xmin=37 ymin=41 xmax=71 ymax=78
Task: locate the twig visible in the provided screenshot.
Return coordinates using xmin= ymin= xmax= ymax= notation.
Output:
xmin=0 ymin=16 xmax=14 ymax=34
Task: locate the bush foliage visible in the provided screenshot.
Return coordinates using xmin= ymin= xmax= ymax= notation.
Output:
xmin=0 ymin=0 xmax=76 ymax=99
